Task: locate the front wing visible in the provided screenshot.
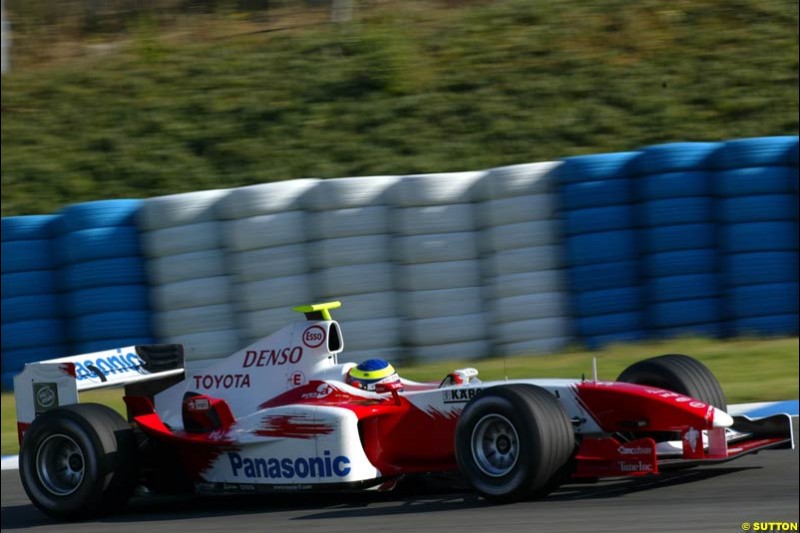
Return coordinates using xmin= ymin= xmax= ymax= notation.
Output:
xmin=573 ymin=413 xmax=794 ymax=478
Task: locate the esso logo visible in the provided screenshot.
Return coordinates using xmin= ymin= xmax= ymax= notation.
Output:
xmin=302 ymin=326 xmax=326 ymax=348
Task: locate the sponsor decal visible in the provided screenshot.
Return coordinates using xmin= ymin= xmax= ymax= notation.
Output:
xmin=302 ymin=326 xmax=326 ymax=349
xmin=186 ymin=397 xmax=211 ymax=411
xmin=616 ymin=460 xmax=654 ymax=473
xmin=193 ymin=374 xmax=251 ymax=389
xmin=73 ymin=350 xmax=144 ymax=381
xmin=228 ymin=451 xmax=351 ymax=479
xmin=33 ymin=383 xmax=58 ymax=414
xmin=289 ymin=371 xmax=306 ymax=387
xmin=301 ymin=383 xmax=334 ymax=400
xmin=273 ymin=484 xmax=313 ymax=491
xmin=442 ymin=388 xmax=480 ymax=404
xmin=684 ymin=426 xmax=700 ymax=453
xmin=243 ymin=347 xmax=303 ymax=367
xmin=617 ymin=444 xmax=653 ymax=455
xmin=207 ymin=429 xmax=230 ymax=442
xmin=644 ymin=389 xmax=708 ymax=409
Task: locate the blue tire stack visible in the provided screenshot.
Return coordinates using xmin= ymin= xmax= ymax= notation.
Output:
xmin=558 ymin=152 xmax=645 ymax=346
xmin=714 ymin=136 xmax=799 ymax=335
xmin=635 ymin=142 xmax=723 ymax=337
xmin=1 ymin=215 xmax=67 ymax=389
xmin=56 ymin=200 xmax=155 ymax=354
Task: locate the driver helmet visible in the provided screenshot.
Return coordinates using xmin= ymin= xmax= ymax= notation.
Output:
xmin=346 ymin=359 xmax=400 ymax=391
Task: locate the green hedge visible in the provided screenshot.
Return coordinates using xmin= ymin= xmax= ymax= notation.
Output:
xmin=2 ymin=0 xmax=798 ymax=215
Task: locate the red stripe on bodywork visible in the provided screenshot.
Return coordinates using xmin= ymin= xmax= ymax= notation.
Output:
xmin=256 ymin=414 xmax=335 ymax=439
xmin=726 ymin=437 xmax=790 ymax=457
xmin=17 ymin=422 xmax=31 ymax=446
xmin=59 ymin=363 xmax=76 ymax=377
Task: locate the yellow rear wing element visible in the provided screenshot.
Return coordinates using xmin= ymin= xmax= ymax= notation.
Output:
xmin=293 ymin=301 xmax=342 ymax=321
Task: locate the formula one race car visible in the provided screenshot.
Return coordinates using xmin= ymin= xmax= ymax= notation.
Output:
xmin=13 ymin=302 xmax=795 ymax=519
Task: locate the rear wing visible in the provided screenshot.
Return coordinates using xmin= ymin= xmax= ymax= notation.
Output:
xmin=14 ymin=344 xmax=185 ymax=445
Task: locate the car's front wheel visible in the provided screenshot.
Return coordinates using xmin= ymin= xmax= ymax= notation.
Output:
xmin=19 ymin=403 xmax=138 ymax=520
xmin=617 ymin=353 xmax=727 ymax=411
xmin=454 ymin=384 xmax=574 ymax=502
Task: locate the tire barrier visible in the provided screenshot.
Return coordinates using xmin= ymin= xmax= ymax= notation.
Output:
xmin=480 ymin=162 xmax=570 ymax=357
xmin=309 ymin=176 xmax=402 ymax=356
xmin=1 ymin=136 xmax=797 ymax=388
xmin=142 ymin=190 xmax=237 ymax=361
xmin=56 ymin=200 xmax=154 ymax=356
xmin=216 ymin=179 xmax=319 ymax=349
xmin=634 ymin=142 xmax=723 ymax=337
xmin=1 ymin=215 xmax=65 ymax=388
xmin=714 ymin=136 xmax=799 ymax=336
xmin=139 ymin=189 xmax=231 ymax=231
xmin=557 ymin=152 xmax=645 ymax=346
xmin=392 ymin=171 xmax=487 ymax=361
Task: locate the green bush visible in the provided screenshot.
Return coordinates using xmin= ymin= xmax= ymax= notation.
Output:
xmin=2 ymin=0 xmax=798 ymax=215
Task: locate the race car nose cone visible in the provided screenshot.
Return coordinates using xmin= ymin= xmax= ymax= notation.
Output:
xmin=712 ymin=407 xmax=734 ymax=428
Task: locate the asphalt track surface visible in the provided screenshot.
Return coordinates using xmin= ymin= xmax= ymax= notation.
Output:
xmin=3 ymin=422 xmax=797 ymax=533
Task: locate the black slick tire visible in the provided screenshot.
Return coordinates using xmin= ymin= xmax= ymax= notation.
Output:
xmin=19 ymin=403 xmax=138 ymax=520
xmin=454 ymin=384 xmax=574 ymax=502
xmin=616 ymin=353 xmax=727 ymax=410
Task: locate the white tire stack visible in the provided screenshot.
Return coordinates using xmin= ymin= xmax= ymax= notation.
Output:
xmin=478 ymin=162 xmax=571 ymax=356
xmin=139 ymin=189 xmax=239 ymax=361
xmin=306 ymin=176 xmax=402 ymax=363
xmin=216 ymin=179 xmax=319 ymax=347
xmin=392 ymin=171 xmax=489 ymax=361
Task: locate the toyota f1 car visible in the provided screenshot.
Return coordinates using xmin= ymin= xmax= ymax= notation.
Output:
xmin=14 ymin=302 xmax=795 ymax=519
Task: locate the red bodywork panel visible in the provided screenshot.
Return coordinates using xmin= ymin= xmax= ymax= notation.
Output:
xmin=263 ymin=381 xmax=459 ymax=474
xmin=575 ymin=381 xmax=719 ymax=432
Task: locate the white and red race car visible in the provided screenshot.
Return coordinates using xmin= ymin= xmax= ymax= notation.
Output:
xmin=13 ymin=302 xmax=794 ymax=519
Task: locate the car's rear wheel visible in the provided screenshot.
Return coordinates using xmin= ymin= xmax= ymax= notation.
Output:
xmin=455 ymin=385 xmax=574 ymax=501
xmin=19 ymin=403 xmax=138 ymax=520
xmin=617 ymin=353 xmax=727 ymax=410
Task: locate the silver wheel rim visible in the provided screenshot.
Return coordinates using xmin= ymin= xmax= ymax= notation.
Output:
xmin=471 ymin=413 xmax=520 ymax=477
xmin=35 ymin=434 xmax=85 ymax=496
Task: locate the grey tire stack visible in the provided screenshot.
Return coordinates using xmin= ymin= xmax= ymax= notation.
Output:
xmin=306 ymin=176 xmax=401 ymax=363
xmin=139 ymin=189 xmax=237 ymax=366
xmin=478 ymin=162 xmax=571 ymax=356
xmin=216 ymin=180 xmax=319 ymax=348
xmin=392 ymin=171 xmax=488 ymax=361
